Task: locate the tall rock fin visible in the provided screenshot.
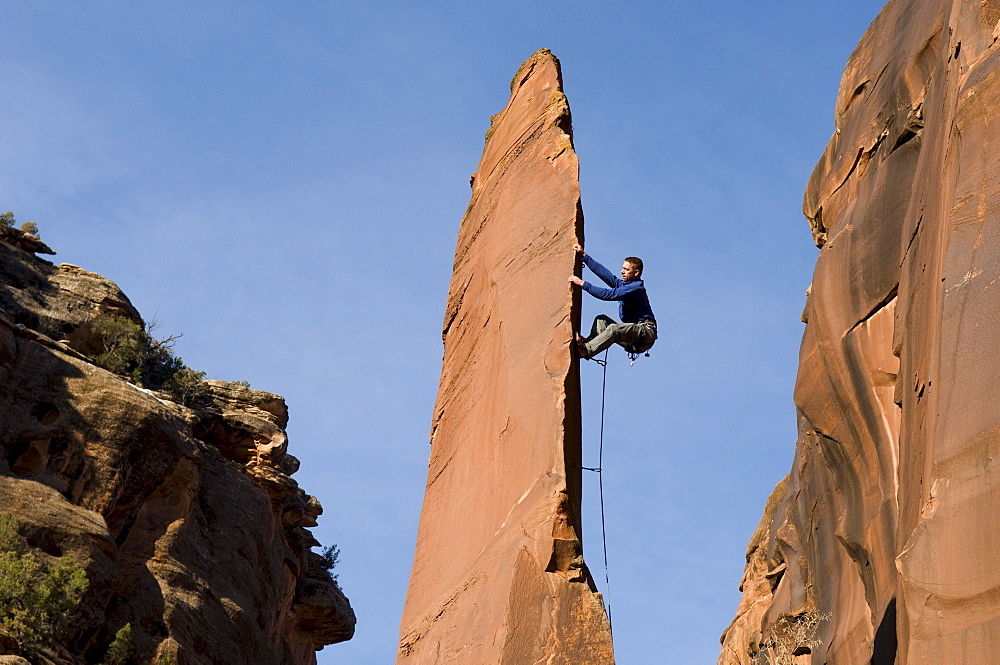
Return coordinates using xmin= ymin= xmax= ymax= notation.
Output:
xmin=397 ymin=49 xmax=613 ymax=665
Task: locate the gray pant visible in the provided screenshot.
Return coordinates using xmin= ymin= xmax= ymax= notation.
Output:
xmin=583 ymin=315 xmax=657 ymax=358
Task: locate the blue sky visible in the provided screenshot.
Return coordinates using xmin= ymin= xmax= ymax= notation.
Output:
xmin=1 ymin=2 xmax=887 ymax=663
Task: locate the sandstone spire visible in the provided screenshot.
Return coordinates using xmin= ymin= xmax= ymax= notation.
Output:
xmin=397 ymin=50 xmax=614 ymax=664
xmin=720 ymin=1 xmax=1000 ymax=663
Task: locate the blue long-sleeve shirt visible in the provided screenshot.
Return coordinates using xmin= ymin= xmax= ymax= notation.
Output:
xmin=581 ymin=254 xmax=655 ymax=324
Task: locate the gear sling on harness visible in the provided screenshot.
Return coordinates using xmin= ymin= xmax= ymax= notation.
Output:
xmin=623 ymin=320 xmax=655 ymax=365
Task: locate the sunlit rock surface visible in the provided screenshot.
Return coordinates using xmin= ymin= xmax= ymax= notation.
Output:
xmin=720 ymin=1 xmax=1000 ymax=663
xmin=397 ymin=49 xmax=614 ymax=665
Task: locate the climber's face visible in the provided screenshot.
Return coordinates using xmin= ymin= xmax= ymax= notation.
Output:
xmin=621 ymin=261 xmax=640 ymax=282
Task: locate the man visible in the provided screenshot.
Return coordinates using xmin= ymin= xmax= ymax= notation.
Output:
xmin=567 ymin=242 xmax=656 ymax=360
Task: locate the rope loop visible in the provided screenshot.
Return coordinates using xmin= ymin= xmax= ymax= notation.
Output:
xmin=594 ymin=348 xmax=613 ymax=633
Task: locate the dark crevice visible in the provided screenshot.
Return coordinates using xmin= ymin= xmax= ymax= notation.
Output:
xmin=764 ymin=561 xmax=786 ymax=592
xmin=890 ymin=101 xmax=924 ymax=156
xmin=870 ymin=62 xmax=891 ymax=97
xmin=109 ymin=504 xmax=139 ymax=547
xmin=891 ymin=128 xmax=919 ymax=152
xmin=10 ymin=440 xmax=48 ymax=477
xmin=829 ymin=130 xmax=887 ymax=200
xmin=31 ymin=401 xmax=59 ymax=425
xmin=12 ymin=310 xmax=41 ymax=331
xmin=871 ymin=598 xmax=898 ymax=665
xmin=555 ymin=106 xmax=574 ymax=139
xmin=830 ymin=146 xmax=866 ymax=198
xmin=811 ymin=426 xmax=840 ymax=445
xmin=24 ymin=530 xmax=63 ymax=557
xmin=5 ymin=439 xmax=30 ymax=467
xmin=844 ymin=284 xmax=899 ymax=338
xmin=902 ymin=214 xmax=924 ymax=264
xmin=809 ymin=206 xmax=828 ymax=248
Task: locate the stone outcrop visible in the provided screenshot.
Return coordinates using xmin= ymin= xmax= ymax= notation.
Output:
xmin=0 ymin=239 xmax=141 ymax=353
xmin=0 ymin=234 xmax=354 ymax=663
xmin=719 ymin=1 xmax=1000 ymax=663
xmin=397 ymin=50 xmax=614 ymax=664
xmin=0 ymin=224 xmax=54 ymax=256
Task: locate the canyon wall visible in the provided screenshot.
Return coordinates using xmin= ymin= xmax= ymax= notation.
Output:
xmin=720 ymin=1 xmax=1000 ymax=663
xmin=0 ymin=226 xmax=354 ymax=664
xmin=396 ymin=50 xmax=614 ymax=664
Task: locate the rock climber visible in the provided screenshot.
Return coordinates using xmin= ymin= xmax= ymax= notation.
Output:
xmin=567 ymin=242 xmax=657 ymax=360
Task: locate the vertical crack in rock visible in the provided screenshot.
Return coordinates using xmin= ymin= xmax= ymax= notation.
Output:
xmin=397 ymin=49 xmax=614 ymax=665
xmin=721 ymin=2 xmax=1000 ymax=664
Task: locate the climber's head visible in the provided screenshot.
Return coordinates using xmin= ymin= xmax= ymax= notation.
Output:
xmin=621 ymin=257 xmax=643 ymax=281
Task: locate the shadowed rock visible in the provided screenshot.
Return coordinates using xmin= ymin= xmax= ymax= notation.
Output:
xmin=397 ymin=49 xmax=614 ymax=665
xmin=0 ymin=239 xmax=141 ymax=350
xmin=0 ymin=235 xmax=354 ymax=663
xmin=720 ymin=1 xmax=1000 ymax=663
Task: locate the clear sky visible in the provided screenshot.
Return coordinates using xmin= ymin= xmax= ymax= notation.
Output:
xmin=1 ymin=2 xmax=887 ymax=663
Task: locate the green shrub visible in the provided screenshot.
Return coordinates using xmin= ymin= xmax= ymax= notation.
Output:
xmin=0 ymin=513 xmax=90 ymax=652
xmin=163 ymin=366 xmax=208 ymax=405
xmin=320 ymin=544 xmax=340 ymax=572
xmin=319 ymin=544 xmax=341 ymax=585
xmin=0 ymin=211 xmax=39 ymax=237
xmin=103 ymin=623 xmax=134 ymax=665
xmin=89 ymin=314 xmax=207 ymax=405
xmin=0 ymin=513 xmax=19 ymax=551
xmin=90 ymin=315 xmax=149 ymax=384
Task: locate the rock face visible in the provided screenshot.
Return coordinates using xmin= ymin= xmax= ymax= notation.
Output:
xmin=397 ymin=50 xmax=614 ymax=664
xmin=0 ymin=239 xmax=142 ymax=350
xmin=719 ymin=1 xmax=1000 ymax=663
xmin=0 ymin=237 xmax=354 ymax=663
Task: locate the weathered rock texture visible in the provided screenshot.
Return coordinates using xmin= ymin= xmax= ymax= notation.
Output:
xmin=397 ymin=50 xmax=614 ymax=664
xmin=720 ymin=1 xmax=1000 ymax=663
xmin=0 ymin=236 xmax=354 ymax=663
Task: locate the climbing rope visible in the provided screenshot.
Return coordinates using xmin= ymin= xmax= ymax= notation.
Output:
xmin=581 ymin=348 xmax=614 ymax=635
xmin=578 ymin=337 xmax=649 ymax=631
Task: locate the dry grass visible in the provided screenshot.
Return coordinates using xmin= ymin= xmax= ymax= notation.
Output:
xmin=757 ymin=611 xmax=830 ymax=665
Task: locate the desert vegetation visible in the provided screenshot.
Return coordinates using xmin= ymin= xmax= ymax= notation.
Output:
xmin=754 ymin=611 xmax=830 ymax=665
xmin=0 ymin=513 xmax=89 ymax=656
xmin=0 ymin=210 xmax=39 ymax=237
xmin=89 ymin=314 xmax=207 ymax=405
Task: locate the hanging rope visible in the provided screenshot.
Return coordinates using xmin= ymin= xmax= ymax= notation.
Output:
xmin=578 ymin=338 xmax=648 ymax=632
xmin=581 ymin=348 xmax=613 ymax=635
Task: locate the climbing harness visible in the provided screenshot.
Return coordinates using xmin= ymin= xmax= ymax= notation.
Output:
xmin=623 ymin=319 xmax=656 ymax=365
xmin=580 ymin=348 xmax=614 ymax=635
xmin=625 ymin=349 xmax=651 ymax=366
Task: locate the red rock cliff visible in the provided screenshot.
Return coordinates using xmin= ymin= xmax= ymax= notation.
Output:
xmin=720 ymin=1 xmax=1000 ymax=663
xmin=396 ymin=50 xmax=614 ymax=664
xmin=0 ymin=227 xmax=355 ymax=664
